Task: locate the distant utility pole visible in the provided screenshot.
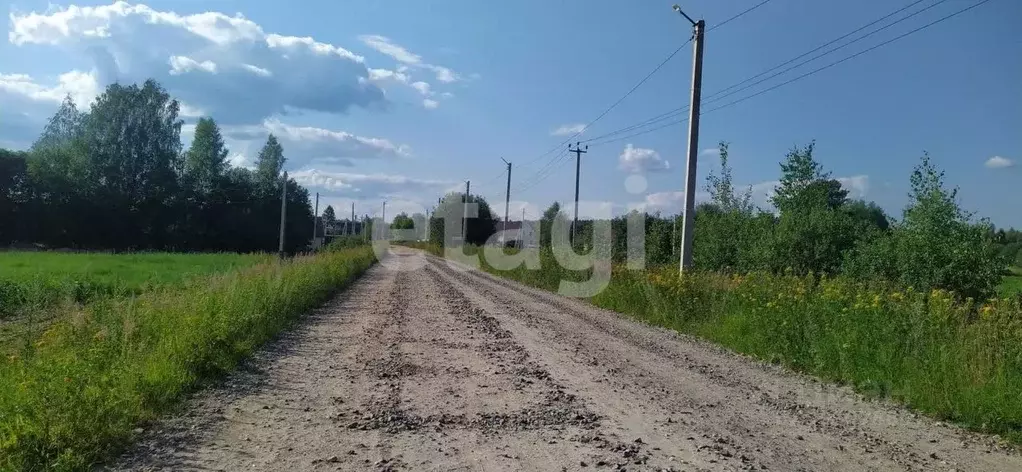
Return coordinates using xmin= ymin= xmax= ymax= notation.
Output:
xmin=350 ymin=202 xmax=355 ymax=237
xmin=462 ymin=180 xmax=470 ymax=244
xmin=674 ymin=4 xmax=705 ymax=274
xmin=312 ymin=192 xmax=319 ymax=243
xmin=568 ymin=142 xmax=587 ymax=244
xmin=501 ymin=158 xmax=512 ymax=246
xmin=518 ymin=207 xmax=525 ymax=250
xmin=382 ymin=201 xmax=387 ymax=240
xmin=278 ymin=171 xmax=288 ymax=259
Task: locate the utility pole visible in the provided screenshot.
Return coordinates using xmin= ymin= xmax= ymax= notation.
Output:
xmin=518 ymin=207 xmax=525 ymax=250
xmin=382 ymin=201 xmax=387 ymax=240
xmin=568 ymin=142 xmax=587 ymax=244
xmin=501 ymin=158 xmax=512 ymax=246
xmin=350 ymin=202 xmax=355 ymax=237
xmin=278 ymin=171 xmax=288 ymax=259
xmin=462 ymin=180 xmax=470 ymax=244
xmin=674 ymin=4 xmax=705 ymax=274
xmin=312 ymin=192 xmax=319 ymax=243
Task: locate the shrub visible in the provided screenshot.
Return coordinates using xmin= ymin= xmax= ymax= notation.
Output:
xmin=845 ymin=155 xmax=1003 ymax=300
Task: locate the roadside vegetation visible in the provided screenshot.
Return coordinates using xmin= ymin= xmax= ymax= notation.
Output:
xmin=416 ymin=141 xmax=1022 ymax=444
xmin=0 ymin=245 xmax=376 ymax=470
xmin=0 ymin=252 xmax=267 ymax=318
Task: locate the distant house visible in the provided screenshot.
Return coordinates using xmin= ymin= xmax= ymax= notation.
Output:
xmin=497 ymin=220 xmax=539 ymax=248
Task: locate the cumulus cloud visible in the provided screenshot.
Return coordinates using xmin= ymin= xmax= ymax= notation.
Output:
xmin=6 ymin=2 xmax=386 ymax=123
xmin=168 ymin=55 xmax=217 ymax=75
xmin=0 ymin=70 xmax=100 ymax=107
xmin=358 ymin=34 xmax=461 ymax=83
xmin=639 ymin=190 xmax=710 ymax=214
xmin=985 ymin=156 xmax=1015 ymax=169
xmin=550 ymin=123 xmax=585 ymax=137
xmin=619 ymin=144 xmax=670 ymax=173
xmin=241 ymin=64 xmax=271 ymax=77
xmin=291 ymin=169 xmax=453 ymax=205
xmin=422 ymin=99 xmax=439 ymax=109
xmin=221 ymin=119 xmax=411 ymax=168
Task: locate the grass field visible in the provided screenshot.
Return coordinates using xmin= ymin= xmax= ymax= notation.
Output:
xmin=0 ymin=252 xmax=269 ymax=318
xmin=410 ymin=243 xmax=1022 ymax=445
xmin=0 ymin=246 xmax=376 ymax=470
xmin=997 ymin=267 xmax=1022 ymax=297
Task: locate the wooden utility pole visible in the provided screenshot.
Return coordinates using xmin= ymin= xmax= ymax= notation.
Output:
xmin=501 ymin=158 xmax=512 ymax=246
xmin=350 ymin=202 xmax=355 ymax=236
xmin=568 ymin=142 xmax=587 ymax=244
xmin=462 ymin=180 xmax=470 ymax=244
xmin=278 ymin=171 xmax=288 ymax=259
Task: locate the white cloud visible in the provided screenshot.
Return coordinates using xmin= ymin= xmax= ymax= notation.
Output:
xmin=367 ymin=67 xmax=408 ymax=83
xmin=619 ymin=144 xmax=670 ymax=173
xmin=639 ymin=190 xmax=710 ymax=214
xmin=292 ymin=169 xmax=453 ymax=202
xmin=357 ymin=34 xmax=461 ymax=83
xmin=6 ymin=2 xmax=386 ymax=124
xmin=241 ymin=63 xmax=272 ymax=77
xmin=422 ymin=98 xmax=439 ymax=109
xmin=0 ymin=70 xmax=100 ymax=107
xmin=410 ymin=81 xmax=431 ymax=95
xmin=836 ymin=175 xmax=870 ymax=199
xmin=985 ymin=156 xmax=1015 ymax=169
xmin=550 ymin=123 xmax=586 ymax=137
xmin=222 ymin=118 xmax=411 ymax=168
xmin=168 ymin=55 xmax=217 ymax=75
xmin=700 ymin=147 xmax=719 ymax=157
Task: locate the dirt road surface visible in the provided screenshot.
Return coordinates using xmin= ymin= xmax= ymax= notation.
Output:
xmin=113 ymin=247 xmax=1022 ymax=471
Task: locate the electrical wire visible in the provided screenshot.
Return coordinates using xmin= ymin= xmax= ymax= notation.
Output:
xmin=704 ymin=0 xmax=929 ymax=102
xmin=577 ymin=0 xmax=986 ymax=149
xmin=701 ymin=0 xmax=952 ymax=108
xmin=701 ymin=0 xmax=995 ymax=116
xmin=517 ymin=36 xmax=695 ymax=175
xmin=708 ymin=0 xmax=775 ymax=31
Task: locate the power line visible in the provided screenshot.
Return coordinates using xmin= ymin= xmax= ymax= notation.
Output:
xmin=512 ymin=2 xmax=776 ymax=193
xmin=580 ymin=0 xmax=990 ymax=149
xmin=514 ymin=149 xmax=571 ymax=194
xmin=708 ymin=0 xmax=775 ymax=31
xmin=701 ymin=0 xmax=952 ymax=108
xmin=514 ymin=33 xmax=698 ymax=195
xmin=704 ymin=0 xmax=930 ymax=102
xmin=588 ymin=116 xmax=689 ymax=148
xmin=701 ymin=0 xmax=995 ymax=116
xmin=580 ymin=106 xmax=687 ymax=144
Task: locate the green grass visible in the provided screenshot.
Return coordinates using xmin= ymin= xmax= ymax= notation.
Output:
xmin=0 ymin=247 xmax=376 ymax=470
xmin=997 ymin=267 xmax=1022 ymax=297
xmin=414 ymin=243 xmax=1022 ymax=445
xmin=0 ymin=252 xmax=269 ymax=318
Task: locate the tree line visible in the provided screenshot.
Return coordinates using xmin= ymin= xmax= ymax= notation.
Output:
xmin=0 ymin=79 xmax=314 ymax=253
xmin=425 ymin=141 xmax=1010 ymax=301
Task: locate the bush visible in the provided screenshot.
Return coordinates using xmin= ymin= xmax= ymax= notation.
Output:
xmin=845 ymin=155 xmax=1003 ymax=300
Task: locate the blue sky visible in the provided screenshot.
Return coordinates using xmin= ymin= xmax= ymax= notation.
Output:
xmin=1 ymin=0 xmax=1019 ymax=226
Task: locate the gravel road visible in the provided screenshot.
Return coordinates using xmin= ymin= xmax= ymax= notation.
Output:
xmin=113 ymin=247 xmax=1022 ymax=471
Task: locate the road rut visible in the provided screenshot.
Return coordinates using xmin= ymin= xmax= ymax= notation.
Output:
xmin=113 ymin=248 xmax=1022 ymax=471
